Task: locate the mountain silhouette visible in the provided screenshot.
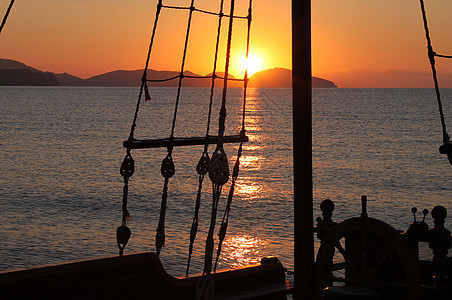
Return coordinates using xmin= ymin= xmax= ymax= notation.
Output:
xmin=0 ymin=59 xmax=59 ymax=86
xmin=0 ymin=58 xmax=337 ymax=88
xmin=249 ymin=67 xmax=337 ymax=88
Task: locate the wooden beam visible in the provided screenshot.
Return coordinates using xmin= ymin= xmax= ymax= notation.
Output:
xmin=292 ymin=0 xmax=317 ymax=299
xmin=123 ymin=134 xmax=248 ymax=149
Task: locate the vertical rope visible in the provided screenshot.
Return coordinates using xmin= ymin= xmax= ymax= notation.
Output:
xmin=419 ymin=0 xmax=450 ymax=148
xmin=218 ymin=0 xmax=236 ymax=140
xmin=203 ymin=185 xmax=223 ymax=274
xmin=156 ymin=177 xmax=170 ymax=255
xmin=129 ymin=0 xmax=163 ymax=141
xmin=156 ymin=151 xmax=175 ymax=255
xmin=156 ymin=0 xmax=198 ymax=256
xmin=186 ymin=0 xmax=225 ymax=277
xmin=206 ymin=0 xmax=226 ymax=140
xmin=117 ymin=149 xmax=134 ymax=256
xmin=0 ymin=0 xmax=15 ymax=35
xmin=241 ymin=0 xmax=252 ymax=131
xmin=214 ymin=0 xmax=252 ymax=271
xmin=214 ymin=142 xmax=243 ymax=271
xmin=171 ymin=0 xmax=196 ymax=138
xmin=201 ymin=0 xmax=237 ymax=281
xmin=186 ymin=173 xmax=205 ymax=275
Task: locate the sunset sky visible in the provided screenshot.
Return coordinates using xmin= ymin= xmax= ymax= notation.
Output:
xmin=1 ymin=0 xmax=451 ymax=87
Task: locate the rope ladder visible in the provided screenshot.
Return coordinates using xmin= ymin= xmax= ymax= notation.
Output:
xmin=117 ymin=1 xmax=254 ymax=288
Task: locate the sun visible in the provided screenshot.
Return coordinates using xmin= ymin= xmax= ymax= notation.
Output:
xmin=240 ymin=53 xmax=262 ymax=77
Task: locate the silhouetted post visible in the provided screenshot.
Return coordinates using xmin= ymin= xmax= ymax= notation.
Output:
xmin=429 ymin=206 xmax=451 ymax=289
xmin=292 ymin=0 xmax=316 ymax=299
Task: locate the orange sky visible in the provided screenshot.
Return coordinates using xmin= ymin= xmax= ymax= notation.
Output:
xmin=1 ymin=0 xmax=452 ymax=87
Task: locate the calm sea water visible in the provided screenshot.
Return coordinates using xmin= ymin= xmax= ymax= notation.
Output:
xmin=0 ymin=87 xmax=451 ymax=277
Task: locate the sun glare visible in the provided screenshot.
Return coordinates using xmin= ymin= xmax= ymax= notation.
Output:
xmin=240 ymin=53 xmax=262 ymax=77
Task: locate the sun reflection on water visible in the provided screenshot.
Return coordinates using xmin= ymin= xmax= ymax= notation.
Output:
xmin=235 ymin=179 xmax=262 ymax=199
xmin=239 ymin=154 xmax=261 ymax=170
xmin=243 ymin=144 xmax=261 ymax=151
xmin=219 ymin=235 xmax=267 ymax=269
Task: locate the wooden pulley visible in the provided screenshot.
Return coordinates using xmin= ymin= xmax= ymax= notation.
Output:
xmin=120 ymin=153 xmax=135 ymax=178
xmin=161 ymin=154 xmax=175 ymax=178
xmin=209 ymin=147 xmax=229 ymax=186
xmin=196 ymin=153 xmax=210 ymax=175
xmin=116 ymin=225 xmax=131 ymax=256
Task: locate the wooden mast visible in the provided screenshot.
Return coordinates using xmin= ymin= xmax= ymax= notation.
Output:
xmin=292 ymin=0 xmax=316 ymax=299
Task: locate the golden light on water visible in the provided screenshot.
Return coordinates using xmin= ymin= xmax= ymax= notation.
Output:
xmin=220 ymin=235 xmax=266 ymax=268
xmin=243 ymin=144 xmax=261 ymax=151
xmin=239 ymin=155 xmax=261 ymax=171
xmin=235 ymin=180 xmax=261 ymax=198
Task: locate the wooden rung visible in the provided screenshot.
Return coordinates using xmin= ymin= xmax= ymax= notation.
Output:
xmin=439 ymin=143 xmax=452 ymax=154
xmin=123 ymin=134 xmax=248 ymax=149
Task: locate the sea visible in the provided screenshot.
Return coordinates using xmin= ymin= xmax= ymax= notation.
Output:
xmin=0 ymin=86 xmax=451 ymax=278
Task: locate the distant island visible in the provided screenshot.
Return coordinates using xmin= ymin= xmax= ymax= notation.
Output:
xmin=0 ymin=58 xmax=337 ymax=88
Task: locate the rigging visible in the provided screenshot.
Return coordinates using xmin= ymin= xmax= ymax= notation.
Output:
xmin=117 ymin=1 xmax=253 ymax=293
xmin=0 ymin=0 xmax=16 ymax=35
xmin=419 ymin=0 xmax=452 ymax=165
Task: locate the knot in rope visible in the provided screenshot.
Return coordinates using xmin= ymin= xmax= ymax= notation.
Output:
xmin=427 ymin=45 xmax=436 ymax=66
xmin=209 ymin=147 xmax=229 ymax=186
xmin=218 ymin=221 xmax=228 ymax=242
xmin=196 ymin=152 xmax=210 ymax=175
xmin=120 ymin=152 xmax=135 ymax=178
xmin=116 ymin=225 xmax=131 ymax=256
xmin=161 ymin=153 xmax=175 ymax=178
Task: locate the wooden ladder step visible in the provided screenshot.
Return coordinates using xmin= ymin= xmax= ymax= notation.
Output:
xmin=123 ymin=134 xmax=248 ymax=149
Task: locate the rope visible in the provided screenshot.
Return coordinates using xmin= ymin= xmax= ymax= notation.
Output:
xmin=170 ymin=0 xmax=196 ymax=138
xmin=214 ymin=0 xmax=252 ymax=271
xmin=146 ymin=74 xmax=245 ymax=83
xmin=117 ymin=150 xmax=134 ymax=255
xmin=242 ymin=1 xmax=252 ymax=130
xmin=155 ymin=0 xmax=197 ymax=256
xmin=0 ymin=0 xmax=15 ymax=35
xmin=217 ymin=0 xmax=236 ymax=140
xmin=186 ymin=0 xmax=226 ymax=277
xmin=419 ymin=0 xmax=452 ymax=164
xmin=196 ymin=273 xmax=215 ymax=300
xmin=120 ymin=0 xmax=163 ymax=257
xmin=128 ymin=0 xmax=163 ymax=141
xmin=199 ymin=0 xmax=237 ymax=283
xmin=203 ymin=185 xmax=223 ymax=275
xmin=214 ymin=141 xmax=243 ymax=271
xmin=120 ymin=0 xmax=251 ymax=271
xmin=161 ymin=3 xmax=247 ymax=20
xmin=156 ymin=152 xmax=175 ymax=255
xmin=155 ymin=177 xmax=169 ymax=255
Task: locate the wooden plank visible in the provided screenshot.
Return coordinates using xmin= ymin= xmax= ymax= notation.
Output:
xmin=123 ymin=134 xmax=248 ymax=149
xmin=0 ymin=252 xmax=288 ymax=299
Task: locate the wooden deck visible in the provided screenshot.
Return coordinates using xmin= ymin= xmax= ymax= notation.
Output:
xmin=0 ymin=252 xmax=288 ymax=299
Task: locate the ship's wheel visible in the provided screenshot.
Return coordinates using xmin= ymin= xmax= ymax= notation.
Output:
xmin=316 ymin=198 xmax=422 ymax=300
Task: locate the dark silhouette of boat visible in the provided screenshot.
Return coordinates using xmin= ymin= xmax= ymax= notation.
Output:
xmin=0 ymin=1 xmax=450 ymax=299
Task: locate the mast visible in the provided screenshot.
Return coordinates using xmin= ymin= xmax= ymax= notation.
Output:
xmin=292 ymin=0 xmax=316 ymax=299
